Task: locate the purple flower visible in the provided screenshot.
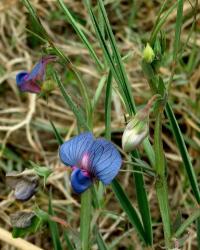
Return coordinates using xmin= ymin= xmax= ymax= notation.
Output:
xmin=16 ymin=55 xmax=56 ymax=93
xmin=59 ymin=132 xmax=122 ymax=194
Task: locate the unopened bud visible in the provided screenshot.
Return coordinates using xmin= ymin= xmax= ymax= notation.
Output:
xmin=41 ymin=80 xmax=56 ymax=93
xmin=143 ymin=43 xmax=155 ymax=63
xmin=122 ymin=95 xmax=159 ymax=152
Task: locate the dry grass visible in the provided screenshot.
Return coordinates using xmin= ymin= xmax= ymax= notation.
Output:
xmin=0 ymin=0 xmax=199 ymax=249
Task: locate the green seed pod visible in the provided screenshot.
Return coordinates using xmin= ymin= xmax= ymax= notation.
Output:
xmin=41 ymin=80 xmax=57 ymax=93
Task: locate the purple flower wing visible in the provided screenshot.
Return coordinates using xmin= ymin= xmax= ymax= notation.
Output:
xmin=26 ymin=56 xmax=56 ymax=82
xmin=20 ymin=80 xmax=41 ymax=93
xmin=70 ymin=168 xmax=92 ymax=194
xmin=59 ymin=132 xmax=94 ymax=167
xmin=89 ymin=139 xmax=122 ymax=185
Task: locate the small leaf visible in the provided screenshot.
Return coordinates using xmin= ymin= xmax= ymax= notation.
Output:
xmin=30 ymin=161 xmax=52 ymax=185
xmin=35 ymin=207 xmax=50 ymax=222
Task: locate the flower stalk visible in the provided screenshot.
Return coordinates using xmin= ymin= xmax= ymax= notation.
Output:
xmin=154 ymin=109 xmax=171 ymax=248
xmin=80 ymin=188 xmax=92 ymax=250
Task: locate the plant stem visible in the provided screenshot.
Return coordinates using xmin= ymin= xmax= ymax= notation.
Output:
xmin=154 ymin=112 xmax=171 ymax=248
xmin=80 ymin=188 xmax=92 ymax=250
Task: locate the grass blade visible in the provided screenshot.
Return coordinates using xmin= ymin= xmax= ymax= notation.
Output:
xmin=174 ymin=210 xmax=200 ymax=238
xmin=173 ymin=0 xmax=183 ymax=62
xmin=97 ymin=0 xmax=136 ymax=115
xmin=111 ymin=179 xmax=146 ymax=244
xmin=92 ymin=75 xmax=107 ymax=110
xmin=53 ymin=71 xmax=89 ymax=131
xmin=48 ymin=192 xmax=62 ymax=250
xmin=49 ymin=121 xmax=63 ymax=145
xmin=95 ymin=226 xmax=108 ymax=250
xmin=57 ymin=0 xmax=103 ymax=70
xmin=84 ymin=0 xmax=134 ymax=115
xmin=197 ymin=218 xmax=200 ymax=249
xmin=104 ymin=71 xmax=149 ymax=245
xmin=150 ymin=2 xmax=177 ymax=44
xmin=105 ymin=71 xmax=112 ymax=140
xmin=64 ymin=231 xmax=75 ymax=250
xmin=87 ymin=1 xmax=153 ymax=244
xmin=131 ymin=151 xmax=153 ymax=245
xmin=165 ymin=103 xmax=200 ymax=203
xmin=22 ymin=0 xmax=48 ymax=40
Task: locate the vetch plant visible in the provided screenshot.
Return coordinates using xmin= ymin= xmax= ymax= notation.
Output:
xmin=4 ymin=0 xmax=199 ymax=249
xmin=59 ymin=132 xmax=122 ymax=194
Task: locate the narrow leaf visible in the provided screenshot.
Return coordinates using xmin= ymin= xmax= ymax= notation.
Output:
xmin=174 ymin=210 xmax=200 ymax=238
xmin=50 ymin=120 xmax=64 ymax=145
xmin=64 ymin=231 xmax=75 ymax=250
xmin=111 ymin=179 xmax=146 ymax=244
xmin=105 ymin=71 xmax=112 ymax=140
xmin=165 ymin=103 xmax=200 ymax=203
xmin=150 ymin=2 xmax=177 ymax=44
xmin=57 ymin=0 xmax=103 ymax=70
xmin=95 ymin=226 xmax=108 ymax=250
xmin=48 ymin=192 xmax=62 ymax=250
xmin=53 ymin=71 xmax=89 ymax=131
xmin=173 ymin=0 xmax=183 ymax=62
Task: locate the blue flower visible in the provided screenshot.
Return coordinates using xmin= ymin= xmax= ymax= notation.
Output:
xmin=59 ymin=132 xmax=122 ymax=194
xmin=16 ymin=55 xmax=56 ymax=93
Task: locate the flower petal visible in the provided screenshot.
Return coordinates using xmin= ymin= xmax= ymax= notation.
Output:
xmin=70 ymin=168 xmax=92 ymax=194
xmin=59 ymin=132 xmax=94 ymax=167
xmin=89 ymin=139 xmax=122 ymax=184
xmin=18 ymin=80 xmax=41 ymax=93
xmin=26 ymin=55 xmax=56 ymax=82
xmin=16 ymin=71 xmax=29 ymax=86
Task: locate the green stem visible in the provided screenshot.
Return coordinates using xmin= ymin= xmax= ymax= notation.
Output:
xmin=154 ymin=112 xmax=171 ymax=248
xmin=197 ymin=217 xmax=200 ymax=248
xmin=131 ymin=151 xmax=153 ymax=246
xmin=80 ymin=188 xmax=92 ymax=250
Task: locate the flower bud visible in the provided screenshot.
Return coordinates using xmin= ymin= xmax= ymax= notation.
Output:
xmin=122 ymin=95 xmax=159 ymax=152
xmin=143 ymin=43 xmax=155 ymax=63
xmin=122 ymin=112 xmax=149 ymax=152
xmin=41 ymin=80 xmax=56 ymax=94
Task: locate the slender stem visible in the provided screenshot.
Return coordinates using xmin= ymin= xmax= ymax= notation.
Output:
xmin=80 ymin=188 xmax=92 ymax=250
xmin=154 ymin=112 xmax=171 ymax=248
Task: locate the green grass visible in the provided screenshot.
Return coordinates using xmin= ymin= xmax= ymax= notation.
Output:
xmin=1 ymin=0 xmax=200 ymax=249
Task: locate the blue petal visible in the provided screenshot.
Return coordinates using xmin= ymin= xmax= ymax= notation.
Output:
xmin=70 ymin=168 xmax=92 ymax=194
xmin=59 ymin=132 xmax=94 ymax=167
xmin=26 ymin=56 xmax=56 ymax=82
xmin=89 ymin=139 xmax=122 ymax=185
xmin=16 ymin=72 xmax=29 ymax=86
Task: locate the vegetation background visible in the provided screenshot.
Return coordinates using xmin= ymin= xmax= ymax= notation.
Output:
xmin=0 ymin=0 xmax=199 ymax=249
